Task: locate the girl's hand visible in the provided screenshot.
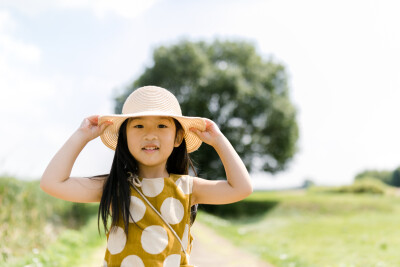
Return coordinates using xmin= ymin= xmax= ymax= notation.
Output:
xmin=77 ymin=115 xmax=113 ymax=142
xmin=190 ymin=118 xmax=224 ymax=147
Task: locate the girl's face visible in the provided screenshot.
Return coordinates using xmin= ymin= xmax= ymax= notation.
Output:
xmin=126 ymin=116 xmax=183 ymax=174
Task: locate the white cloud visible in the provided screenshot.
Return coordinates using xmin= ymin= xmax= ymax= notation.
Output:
xmin=0 ymin=10 xmax=49 ymax=113
xmin=1 ymin=0 xmax=160 ymax=19
xmin=84 ymin=0 xmax=160 ymax=20
xmin=0 ymin=10 xmax=41 ymax=64
xmin=0 ymin=7 xmax=125 ymax=179
xmin=0 ymin=33 xmax=41 ymax=62
xmin=0 ymin=9 xmax=15 ymax=31
xmin=0 ymin=70 xmax=117 ymax=179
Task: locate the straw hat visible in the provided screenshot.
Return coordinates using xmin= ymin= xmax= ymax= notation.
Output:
xmin=98 ymin=86 xmax=206 ymax=153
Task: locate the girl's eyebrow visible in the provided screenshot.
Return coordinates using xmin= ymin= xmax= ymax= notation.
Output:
xmin=159 ymin=117 xmax=173 ymax=122
xmin=130 ymin=117 xmax=172 ymax=122
xmin=130 ymin=117 xmax=142 ymax=121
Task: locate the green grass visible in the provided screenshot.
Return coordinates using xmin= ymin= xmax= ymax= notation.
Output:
xmin=0 ymin=177 xmax=105 ymax=266
xmin=196 ymin=190 xmax=400 ymax=267
xmin=4 ymin=176 xmax=400 ymax=266
xmin=8 ymin=216 xmax=106 ymax=267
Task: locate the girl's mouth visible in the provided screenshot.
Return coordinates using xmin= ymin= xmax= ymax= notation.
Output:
xmin=142 ymin=146 xmax=159 ymax=152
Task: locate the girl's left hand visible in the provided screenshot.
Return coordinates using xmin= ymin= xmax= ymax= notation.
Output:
xmin=190 ymin=118 xmax=224 ymax=147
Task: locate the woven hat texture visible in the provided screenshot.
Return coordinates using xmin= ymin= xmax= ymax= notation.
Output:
xmin=98 ymin=86 xmax=206 ymax=153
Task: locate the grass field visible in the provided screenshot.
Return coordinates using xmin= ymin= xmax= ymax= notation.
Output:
xmin=197 ymin=190 xmax=400 ymax=267
xmin=0 ymin=177 xmax=104 ymax=267
xmin=10 ymin=216 xmax=106 ymax=267
xmin=3 ymin=176 xmax=400 ymax=267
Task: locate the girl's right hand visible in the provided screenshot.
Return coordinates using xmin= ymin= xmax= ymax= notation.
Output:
xmin=77 ymin=115 xmax=113 ymax=142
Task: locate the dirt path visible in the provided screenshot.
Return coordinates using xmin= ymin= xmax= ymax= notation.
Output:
xmin=190 ymin=221 xmax=273 ymax=267
xmin=83 ymin=221 xmax=273 ymax=267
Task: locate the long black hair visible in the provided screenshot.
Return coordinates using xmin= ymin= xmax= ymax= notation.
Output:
xmin=98 ymin=118 xmax=198 ymax=235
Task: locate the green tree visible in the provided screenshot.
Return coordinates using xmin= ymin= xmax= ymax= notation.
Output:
xmin=115 ymin=39 xmax=299 ymax=180
xmin=302 ymin=178 xmax=315 ymax=189
xmin=391 ymin=167 xmax=400 ymax=187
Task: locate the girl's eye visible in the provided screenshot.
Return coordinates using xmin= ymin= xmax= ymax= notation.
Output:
xmin=158 ymin=124 xmax=168 ymax=128
xmin=133 ymin=125 xmax=143 ymax=128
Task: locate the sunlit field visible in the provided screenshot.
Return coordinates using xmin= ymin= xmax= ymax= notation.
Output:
xmin=197 ymin=189 xmax=400 ymax=267
xmin=0 ymin=177 xmax=104 ymax=267
xmin=3 ymin=176 xmax=400 ymax=267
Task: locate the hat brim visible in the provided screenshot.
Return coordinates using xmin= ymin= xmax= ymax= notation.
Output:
xmin=98 ymin=112 xmax=206 ymax=153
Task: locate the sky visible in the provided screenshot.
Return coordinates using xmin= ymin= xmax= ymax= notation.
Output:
xmin=1 ymin=0 xmax=400 ymax=190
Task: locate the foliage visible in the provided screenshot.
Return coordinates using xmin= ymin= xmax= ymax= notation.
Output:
xmin=391 ymin=167 xmax=400 ymax=187
xmin=0 ymin=177 xmax=99 ymax=265
xmin=115 ymin=39 xmax=299 ymax=179
xmin=301 ymin=178 xmax=315 ymax=189
xmin=355 ymin=169 xmax=392 ymax=185
xmin=198 ymin=198 xmax=278 ymax=219
xmin=355 ymin=167 xmax=400 ymax=187
xmin=310 ymin=178 xmax=391 ymax=195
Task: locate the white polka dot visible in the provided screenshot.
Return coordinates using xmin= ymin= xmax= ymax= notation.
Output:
xmin=129 ymin=196 xmax=146 ymax=223
xmin=142 ymin=178 xmax=164 ymax=197
xmin=141 ymin=225 xmax=169 ymax=254
xmin=175 ymin=176 xmax=192 ymax=194
xmin=182 ymin=224 xmax=189 ymax=249
xmin=163 ymin=254 xmax=181 ymax=267
xmin=160 ymin=197 xmax=184 ymax=224
xmin=107 ymin=226 xmax=126 ymax=255
xmin=121 ymin=255 xmax=145 ymax=267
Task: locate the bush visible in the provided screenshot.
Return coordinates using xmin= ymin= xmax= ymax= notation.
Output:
xmin=198 ymin=199 xmax=279 ymax=219
xmin=355 ymin=167 xmax=400 ymax=187
xmin=327 ymin=178 xmax=389 ymax=195
xmin=355 ymin=169 xmax=392 ymax=184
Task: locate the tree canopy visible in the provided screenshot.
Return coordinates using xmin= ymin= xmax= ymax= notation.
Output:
xmin=114 ymin=39 xmax=299 ymax=180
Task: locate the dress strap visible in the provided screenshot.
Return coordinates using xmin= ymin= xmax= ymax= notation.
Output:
xmin=127 ymin=172 xmax=142 ymax=187
xmin=127 ymin=172 xmax=188 ymax=256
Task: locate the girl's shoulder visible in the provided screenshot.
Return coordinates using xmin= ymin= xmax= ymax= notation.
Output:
xmin=169 ymin=173 xmax=193 ymax=183
xmin=169 ymin=173 xmax=195 ymax=180
xmin=168 ymin=173 xmax=194 ymax=195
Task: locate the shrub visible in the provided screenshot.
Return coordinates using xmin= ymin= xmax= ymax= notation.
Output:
xmin=355 ymin=170 xmax=392 ymax=184
xmin=329 ymin=178 xmax=388 ymax=195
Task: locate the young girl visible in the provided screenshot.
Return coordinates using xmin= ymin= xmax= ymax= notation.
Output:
xmin=40 ymin=86 xmax=253 ymax=267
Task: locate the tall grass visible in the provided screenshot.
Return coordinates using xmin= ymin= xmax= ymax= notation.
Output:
xmin=9 ymin=216 xmax=106 ymax=267
xmin=0 ymin=176 xmax=100 ymax=265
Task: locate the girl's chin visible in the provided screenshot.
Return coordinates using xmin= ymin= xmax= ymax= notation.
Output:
xmin=142 ymin=149 xmax=159 ymax=154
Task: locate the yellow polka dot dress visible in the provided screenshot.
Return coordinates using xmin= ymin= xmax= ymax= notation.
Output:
xmin=103 ymin=174 xmax=195 ymax=267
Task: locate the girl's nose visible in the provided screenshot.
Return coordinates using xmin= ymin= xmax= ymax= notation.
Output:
xmin=144 ymin=132 xmax=158 ymax=140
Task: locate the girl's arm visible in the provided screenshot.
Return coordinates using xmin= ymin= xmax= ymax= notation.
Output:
xmin=190 ymin=119 xmax=253 ymax=205
xmin=40 ymin=115 xmax=113 ymax=203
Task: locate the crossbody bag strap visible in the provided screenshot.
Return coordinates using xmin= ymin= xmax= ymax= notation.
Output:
xmin=128 ymin=173 xmax=187 ymax=255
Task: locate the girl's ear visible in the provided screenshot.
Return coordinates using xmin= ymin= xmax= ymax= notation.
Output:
xmin=174 ymin=128 xmax=184 ymax=147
